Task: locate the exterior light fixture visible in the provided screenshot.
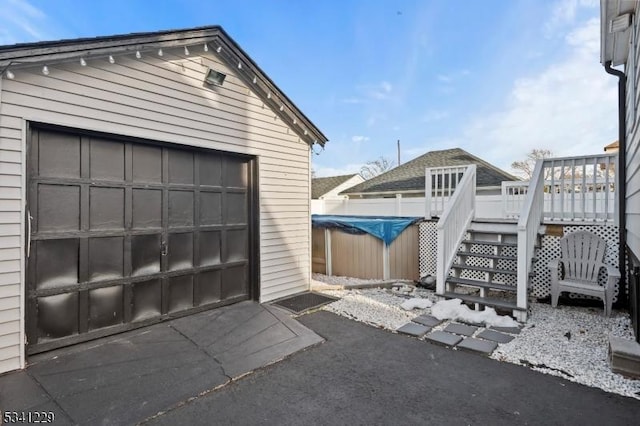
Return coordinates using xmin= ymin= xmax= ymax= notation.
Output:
xmin=610 ymin=13 xmax=632 ymax=33
xmin=42 ymin=65 xmax=50 ymax=75
xmin=5 ymin=70 xmax=14 ymax=79
xmin=204 ymin=68 xmax=226 ymax=86
xmin=135 ymin=51 xmax=142 ymax=59
xmin=204 ymin=43 xmax=209 ymax=52
xmin=184 ymin=46 xmax=190 ymax=55
xmin=158 ymin=48 xmax=163 ymax=56
xmin=108 ymin=55 xmax=115 ymax=64
xmin=80 ymin=58 xmax=87 ymax=66
xmin=216 ymin=46 xmax=222 ymax=53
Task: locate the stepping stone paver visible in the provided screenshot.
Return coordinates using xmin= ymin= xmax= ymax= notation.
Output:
xmin=411 ymin=314 xmax=442 ymax=328
xmin=425 ymin=331 xmax=462 ymax=347
xmin=457 ymin=337 xmax=498 ymax=356
xmin=491 ymin=326 xmax=521 ymax=335
xmin=397 ymin=323 xmax=430 ymax=337
xmin=477 ymin=329 xmax=514 ymax=344
xmin=443 ymin=323 xmax=478 ymax=337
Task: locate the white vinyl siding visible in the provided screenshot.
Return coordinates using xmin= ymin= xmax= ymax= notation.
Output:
xmin=0 ymin=46 xmax=312 ymax=372
xmin=627 ymin=3 xmax=640 ymax=261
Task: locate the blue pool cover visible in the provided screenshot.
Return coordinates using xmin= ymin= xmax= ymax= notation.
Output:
xmin=311 ymin=215 xmax=421 ymax=245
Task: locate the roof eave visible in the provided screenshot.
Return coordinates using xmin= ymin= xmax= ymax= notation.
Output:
xmin=600 ymin=0 xmax=637 ymax=66
xmin=0 ymin=26 xmax=327 ymax=147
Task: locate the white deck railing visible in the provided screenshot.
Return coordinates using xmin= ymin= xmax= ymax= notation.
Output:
xmin=425 ymin=166 xmax=468 ymax=219
xmin=515 ymin=161 xmax=545 ymax=321
xmin=502 ymin=153 xmax=618 ymax=223
xmin=436 ymin=165 xmax=476 ymax=296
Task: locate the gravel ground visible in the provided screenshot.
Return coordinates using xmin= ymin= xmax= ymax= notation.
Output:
xmin=312 ymin=273 xmax=640 ymax=400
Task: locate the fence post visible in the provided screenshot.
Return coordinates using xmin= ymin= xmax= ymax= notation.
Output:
xmin=396 ymin=194 xmax=402 ymax=216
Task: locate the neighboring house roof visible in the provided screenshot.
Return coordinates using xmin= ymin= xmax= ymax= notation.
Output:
xmin=342 ymin=148 xmax=518 ymax=195
xmin=604 ymin=140 xmax=619 ymax=151
xmin=0 ymin=26 xmax=327 ymax=147
xmin=600 ymin=0 xmax=636 ymax=66
xmin=312 ymin=174 xmax=360 ymax=199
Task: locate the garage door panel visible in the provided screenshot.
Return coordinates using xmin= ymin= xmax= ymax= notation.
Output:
xmin=35 ymin=239 xmax=79 ymax=290
xmin=225 ymin=229 xmax=247 ymax=263
xmin=88 ymin=285 xmax=123 ymax=330
xmin=199 ymin=231 xmax=221 ymax=266
xmin=221 ymin=266 xmax=247 ymax=299
xmin=37 ymin=184 xmax=80 ymax=232
xmin=37 ymin=293 xmax=79 ymax=340
xmin=225 ymin=158 xmax=248 ymax=188
xmin=132 ymin=279 xmax=162 ymax=322
xmin=89 ymin=187 xmax=125 ymax=230
xmin=132 ymin=144 xmax=162 ymax=183
xmin=200 ymin=192 xmax=222 ymax=225
xmin=27 ymin=127 xmax=254 ymax=353
xmin=168 ymin=150 xmax=194 ymax=184
xmin=225 ymin=192 xmax=247 ymax=225
xmin=132 ymin=189 xmax=162 ymax=228
xmin=131 ymin=234 xmax=161 ymax=276
xmin=90 ymin=138 xmax=125 ymax=181
xmin=169 ymin=191 xmax=194 ymax=227
xmin=168 ymin=275 xmax=194 ymax=313
xmin=88 ymin=237 xmax=124 ymax=281
xmin=199 ymin=153 xmax=222 ymax=186
xmin=198 ymin=270 xmax=221 ymax=305
xmin=168 ymin=232 xmax=193 ymax=271
xmin=38 ymin=131 xmax=81 ymax=178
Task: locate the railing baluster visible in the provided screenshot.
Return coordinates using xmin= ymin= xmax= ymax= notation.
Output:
xmin=581 ymin=160 xmax=586 ymax=221
xmin=570 ymin=159 xmax=576 ymax=220
xmin=592 ymin=156 xmax=597 ymax=219
xmin=605 ymin=155 xmax=610 ymax=221
xmin=550 ymin=161 xmax=555 ymax=220
xmin=560 ymin=160 xmax=565 ymax=220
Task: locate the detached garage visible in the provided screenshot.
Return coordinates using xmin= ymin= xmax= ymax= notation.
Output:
xmin=0 ymin=26 xmax=327 ymax=372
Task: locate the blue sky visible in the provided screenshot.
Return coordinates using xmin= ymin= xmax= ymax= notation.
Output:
xmin=1 ymin=0 xmax=616 ymax=177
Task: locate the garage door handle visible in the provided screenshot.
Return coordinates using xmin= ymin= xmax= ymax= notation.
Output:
xmin=161 ymin=241 xmax=167 ymax=256
xmin=27 ymin=210 xmax=32 ymax=258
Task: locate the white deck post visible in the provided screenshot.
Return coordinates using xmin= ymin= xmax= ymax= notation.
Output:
xmin=396 ymin=193 xmax=402 ymax=216
xmin=324 ymin=229 xmax=332 ymax=276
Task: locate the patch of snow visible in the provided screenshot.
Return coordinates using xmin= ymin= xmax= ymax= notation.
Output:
xmin=430 ymin=298 xmax=519 ymax=328
xmin=312 ymin=273 xmax=640 ymax=400
xmin=401 ymin=298 xmax=433 ymax=311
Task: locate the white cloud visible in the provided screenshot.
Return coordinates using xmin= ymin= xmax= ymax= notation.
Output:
xmin=351 ymin=135 xmax=370 ymax=143
xmin=0 ymin=0 xmax=52 ymax=43
xmin=544 ymin=0 xmax=598 ymax=37
xmin=462 ymin=17 xmax=617 ymax=172
xmin=341 ymin=97 xmax=364 ymax=104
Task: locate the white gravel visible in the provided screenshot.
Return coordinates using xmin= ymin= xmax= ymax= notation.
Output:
xmin=313 ymin=273 xmax=640 ymax=400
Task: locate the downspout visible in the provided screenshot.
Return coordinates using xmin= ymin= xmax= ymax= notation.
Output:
xmin=604 ymin=60 xmax=628 ymax=307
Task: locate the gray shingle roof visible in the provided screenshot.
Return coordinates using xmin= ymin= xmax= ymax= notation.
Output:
xmin=312 ymin=174 xmax=359 ymax=199
xmin=343 ymin=148 xmax=518 ymax=195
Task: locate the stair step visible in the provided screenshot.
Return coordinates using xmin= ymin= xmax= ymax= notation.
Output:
xmin=451 ymin=264 xmax=517 ymax=275
xmin=441 ymin=291 xmax=525 ymax=311
xmin=457 ymin=251 xmax=517 ymax=261
xmin=446 ymin=277 xmax=517 ymax=292
xmin=461 ymin=239 xmax=517 ymax=247
xmin=468 ymin=229 xmax=516 ymax=237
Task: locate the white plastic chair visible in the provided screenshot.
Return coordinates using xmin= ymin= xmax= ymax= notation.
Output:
xmin=548 ymin=231 xmax=620 ymax=316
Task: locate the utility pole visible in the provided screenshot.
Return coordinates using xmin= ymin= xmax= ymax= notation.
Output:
xmin=397 ymin=139 xmax=401 ymax=166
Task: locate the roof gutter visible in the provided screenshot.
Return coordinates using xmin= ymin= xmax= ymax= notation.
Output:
xmin=604 ymin=60 xmax=627 ymax=307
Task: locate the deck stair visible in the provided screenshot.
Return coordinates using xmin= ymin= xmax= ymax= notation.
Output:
xmin=439 ymin=220 xmax=538 ymax=316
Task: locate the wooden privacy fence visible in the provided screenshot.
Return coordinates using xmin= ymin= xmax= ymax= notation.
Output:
xmin=312 ymin=225 xmax=420 ymax=281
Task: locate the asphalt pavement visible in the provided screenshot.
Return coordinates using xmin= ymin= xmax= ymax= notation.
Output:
xmin=148 ymin=311 xmax=640 ymax=426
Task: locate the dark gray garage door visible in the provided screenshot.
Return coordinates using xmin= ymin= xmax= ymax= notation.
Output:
xmin=26 ymin=127 xmax=256 ymax=354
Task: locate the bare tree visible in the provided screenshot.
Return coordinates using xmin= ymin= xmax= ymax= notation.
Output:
xmin=511 ymin=149 xmax=553 ymax=179
xmin=360 ymin=156 xmax=395 ymax=179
